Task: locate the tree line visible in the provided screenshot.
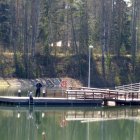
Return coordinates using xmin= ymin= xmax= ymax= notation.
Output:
xmin=0 ymin=0 xmax=140 ymax=86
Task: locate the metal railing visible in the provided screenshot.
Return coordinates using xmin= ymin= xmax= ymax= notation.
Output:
xmin=115 ymin=83 xmax=140 ymax=91
xmin=66 ymin=88 xmax=140 ymax=101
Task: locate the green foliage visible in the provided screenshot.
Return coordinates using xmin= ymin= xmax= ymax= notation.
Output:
xmin=115 ymin=74 xmax=121 ymax=85
xmin=106 ymin=54 xmax=111 ymax=71
xmin=0 ymin=0 xmax=140 ymax=87
xmin=0 ymin=2 xmax=10 ymax=47
xmin=120 ymin=44 xmax=127 ymax=55
xmin=14 ymin=53 xmax=26 ymax=78
xmin=0 ymin=53 xmax=14 ymax=77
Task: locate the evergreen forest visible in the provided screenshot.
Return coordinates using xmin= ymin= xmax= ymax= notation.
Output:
xmin=0 ymin=0 xmax=140 ymax=87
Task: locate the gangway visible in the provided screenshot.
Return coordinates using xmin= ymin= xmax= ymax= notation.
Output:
xmin=66 ymin=86 xmax=140 ymax=106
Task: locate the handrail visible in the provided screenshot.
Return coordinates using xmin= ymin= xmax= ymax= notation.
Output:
xmin=115 ymin=82 xmax=140 ymax=91
xmin=65 ymin=89 xmax=140 ymax=101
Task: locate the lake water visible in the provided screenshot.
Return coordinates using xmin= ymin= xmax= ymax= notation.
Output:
xmin=0 ymin=106 xmax=140 ymax=140
xmin=0 ymin=88 xmax=140 ymax=140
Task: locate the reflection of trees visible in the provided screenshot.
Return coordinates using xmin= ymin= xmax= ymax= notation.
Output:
xmin=35 ymin=112 xmax=41 ymax=126
xmin=0 ymin=107 xmax=140 ymax=140
xmin=42 ymin=131 xmax=46 ymax=140
xmin=65 ymin=107 xmax=140 ymax=122
xmin=59 ymin=112 xmax=68 ymax=128
xmin=59 ymin=119 xmax=67 ymax=128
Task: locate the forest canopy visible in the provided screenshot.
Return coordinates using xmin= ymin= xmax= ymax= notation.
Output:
xmin=0 ymin=0 xmax=140 ymax=87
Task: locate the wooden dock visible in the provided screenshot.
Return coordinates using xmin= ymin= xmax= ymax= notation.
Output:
xmin=66 ymin=87 xmax=140 ymax=106
xmin=0 ymin=84 xmax=140 ymax=106
xmin=0 ymin=96 xmax=103 ymax=106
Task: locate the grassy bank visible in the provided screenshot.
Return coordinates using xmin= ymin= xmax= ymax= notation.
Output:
xmin=1 ymin=53 xmax=140 ymax=88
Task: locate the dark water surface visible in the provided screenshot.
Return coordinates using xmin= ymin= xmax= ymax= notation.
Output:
xmin=0 ymin=88 xmax=140 ymax=140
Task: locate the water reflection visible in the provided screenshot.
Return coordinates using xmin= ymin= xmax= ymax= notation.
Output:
xmin=0 ymin=106 xmax=140 ymax=140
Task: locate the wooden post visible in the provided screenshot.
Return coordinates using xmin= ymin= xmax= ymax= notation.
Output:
xmin=117 ymin=91 xmax=118 ymax=100
xmin=53 ymin=92 xmax=56 ymax=97
xmin=125 ymin=93 xmax=126 ymax=101
xmin=93 ymin=92 xmax=94 ymax=99
xmin=104 ymin=100 xmax=108 ymax=106
xmin=66 ymin=91 xmax=68 ymax=99
xmin=109 ymin=91 xmax=110 ymax=98
xmin=84 ymin=92 xmax=85 ymax=100
xmin=132 ymin=92 xmax=134 ymax=101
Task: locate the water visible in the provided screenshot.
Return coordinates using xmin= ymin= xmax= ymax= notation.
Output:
xmin=0 ymin=106 xmax=140 ymax=140
xmin=0 ymin=88 xmax=140 ymax=140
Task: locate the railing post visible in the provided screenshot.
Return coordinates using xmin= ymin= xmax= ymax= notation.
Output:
xmin=66 ymin=91 xmax=68 ymax=99
xmin=125 ymin=93 xmax=126 ymax=101
xmin=84 ymin=92 xmax=85 ymax=100
xmin=132 ymin=92 xmax=134 ymax=101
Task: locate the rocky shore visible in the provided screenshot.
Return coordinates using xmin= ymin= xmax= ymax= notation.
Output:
xmin=0 ymin=77 xmax=82 ymax=89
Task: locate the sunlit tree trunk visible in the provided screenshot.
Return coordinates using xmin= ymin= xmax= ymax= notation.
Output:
xmin=100 ymin=0 xmax=106 ymax=80
xmin=131 ymin=0 xmax=138 ymax=72
xmin=10 ymin=0 xmax=18 ymax=76
xmin=23 ymin=0 xmax=30 ymax=78
xmin=31 ymin=0 xmax=40 ymax=58
xmin=79 ymin=0 xmax=89 ymax=55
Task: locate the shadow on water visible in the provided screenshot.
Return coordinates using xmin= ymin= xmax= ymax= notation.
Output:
xmin=0 ymin=106 xmax=140 ymax=140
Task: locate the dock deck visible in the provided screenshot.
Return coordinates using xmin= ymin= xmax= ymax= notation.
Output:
xmin=0 ymin=96 xmax=103 ymax=106
xmin=1 ymin=85 xmax=140 ymax=106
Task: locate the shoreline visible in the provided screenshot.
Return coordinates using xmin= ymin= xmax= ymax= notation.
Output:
xmin=0 ymin=77 xmax=82 ymax=89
